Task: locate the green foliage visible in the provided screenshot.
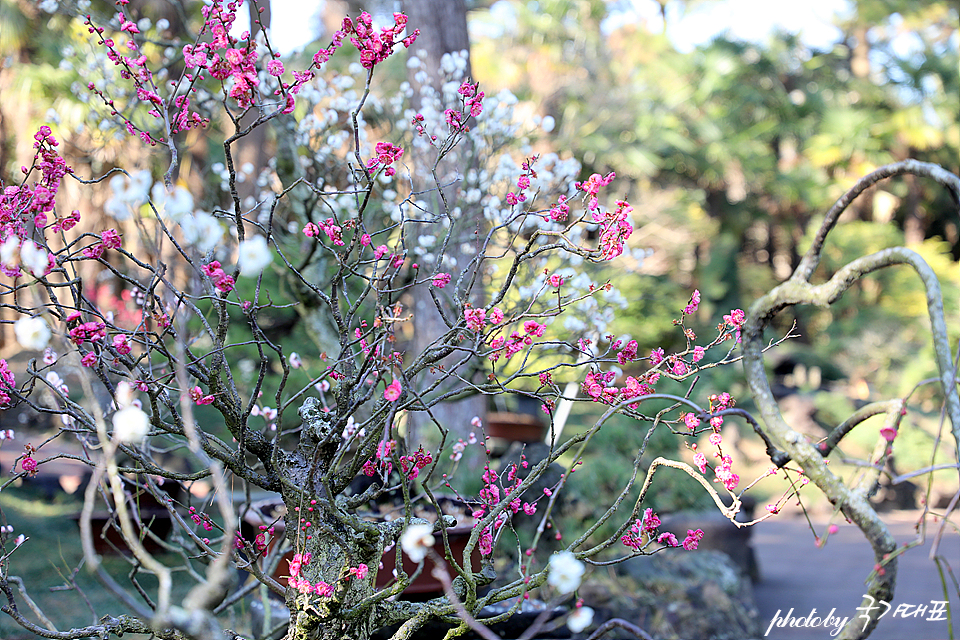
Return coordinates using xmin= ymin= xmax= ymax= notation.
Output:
xmin=799 ymin=221 xmax=960 ymax=393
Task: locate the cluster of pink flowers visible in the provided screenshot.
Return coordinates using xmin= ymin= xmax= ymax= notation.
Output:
xmin=19 ymin=444 xmax=38 ymax=476
xmin=362 ymin=439 xmax=396 ymax=477
xmin=189 ymin=386 xmax=215 ymax=405
xmin=470 ymin=309 xmax=550 ymax=365
xmin=621 ymin=509 xmax=704 ymax=552
xmin=714 ymin=454 xmax=739 ymax=491
xmin=82 ymin=228 xmax=122 ymax=260
xmin=82 ymin=4 xmax=164 ymax=143
xmin=443 ymin=80 xmax=484 ymax=133
xmin=202 ymin=261 xmax=236 ymax=294
xmin=577 ymin=171 xmax=616 ymax=211
xmin=68 ymin=319 xmax=107 ymax=345
xmin=546 ymin=169 xmax=636 ymax=260
xmin=548 ymin=194 xmax=570 ymax=222
xmin=620 ymin=508 xmax=661 ymax=550
xmin=463 ymin=305 xmax=488 ymax=332
xmin=583 ymin=368 xmax=656 ymax=407
xmin=52 ymin=209 xmax=81 ymax=234
xmin=347 ymin=564 xmax=368 ymax=580
xmin=189 ymin=506 xmax=214 ymax=532
xmin=581 ymin=293 xmax=752 ymax=422
xmin=722 ymin=308 xmax=746 ymax=343
xmin=505 ymin=155 xmax=538 ymax=206
xmin=432 ymin=272 xmax=451 ymax=288
xmin=487 ymin=328 xmax=537 ymax=364
xmin=472 ymin=460 xmax=538 ymax=556
xmin=302 ymin=218 xmax=345 ymax=247
xmin=366 ymin=142 xmax=404 ymax=177
xmin=254 ymin=525 xmax=274 ymax=553
xmin=689 ymin=393 xmax=740 ymax=492
xmin=344 ymin=11 xmax=419 ymax=69
xmin=457 ymin=80 xmax=484 ymax=117
xmin=708 ymin=392 xmax=734 ymax=429
xmin=0 ymin=127 xmax=71 ymax=278
xmin=681 ymin=528 xmax=704 ymax=550
xmin=594 ymin=199 xmax=633 ymax=260
xmin=287 ymin=551 xmax=367 ymax=597
xmin=410 ymin=113 xmax=430 ymax=139
xmin=90 ymin=3 xmax=420 ymax=141
xmin=286 ymin=552 xmax=336 ymax=597
xmin=616 ymin=339 xmax=639 ymax=365
xmin=398 ymin=446 xmax=433 ymax=480
xmin=112 ymin=334 xmax=132 ymax=355
xmin=179 ymin=2 xmax=262 ymax=110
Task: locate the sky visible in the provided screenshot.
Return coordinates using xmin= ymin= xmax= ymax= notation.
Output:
xmin=239 ymin=0 xmax=853 ymax=56
xmin=617 ymin=0 xmax=851 ymax=52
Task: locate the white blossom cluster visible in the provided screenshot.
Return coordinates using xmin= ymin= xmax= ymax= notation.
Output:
xmin=80 ymin=17 xmax=642 ymax=348
xmin=105 ymin=171 xmax=226 ymax=256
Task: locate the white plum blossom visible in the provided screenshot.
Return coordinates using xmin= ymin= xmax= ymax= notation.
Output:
xmin=45 ymin=371 xmax=69 ymax=395
xmin=151 ymin=182 xmax=195 ymax=222
xmin=567 ymin=606 xmax=594 ymax=633
xmin=105 ymin=170 xmax=151 ymax=220
xmin=14 ymin=316 xmax=51 ymax=351
xmin=0 ymin=237 xmax=19 ymax=267
xmin=112 ymin=381 xmax=149 ymax=443
xmin=19 ymin=242 xmax=48 ymax=276
xmin=400 ymin=523 xmax=435 ymax=563
xmin=237 ymin=235 xmax=272 ymax=276
xmin=180 ymin=212 xmax=223 ymax=253
xmin=547 ymin=551 xmax=585 ymax=594
xmin=113 ymin=405 xmax=150 ymax=443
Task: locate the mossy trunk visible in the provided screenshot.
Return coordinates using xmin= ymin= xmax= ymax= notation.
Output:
xmin=278 ymin=398 xmax=387 ymax=640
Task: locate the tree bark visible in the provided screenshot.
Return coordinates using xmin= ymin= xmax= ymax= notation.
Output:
xmin=402 ymin=0 xmax=486 ymax=449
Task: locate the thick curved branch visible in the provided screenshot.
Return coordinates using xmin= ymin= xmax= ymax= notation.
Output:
xmin=795 ymin=159 xmax=960 ymax=283
xmin=740 ymin=227 xmax=960 ymax=638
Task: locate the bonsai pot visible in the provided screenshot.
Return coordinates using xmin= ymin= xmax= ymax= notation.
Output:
xmin=72 ymin=483 xmax=179 ymax=555
xmin=485 ymin=411 xmax=546 ymax=443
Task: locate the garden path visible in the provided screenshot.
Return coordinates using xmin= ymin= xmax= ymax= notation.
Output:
xmin=752 ymin=510 xmax=959 ymax=640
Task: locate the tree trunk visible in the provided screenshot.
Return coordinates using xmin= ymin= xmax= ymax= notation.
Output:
xmin=402 ymin=0 xmax=486 ymax=450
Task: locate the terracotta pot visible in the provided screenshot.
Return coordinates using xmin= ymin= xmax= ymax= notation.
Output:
xmin=72 ymin=485 xmax=178 ymax=555
xmin=374 ymin=522 xmax=480 ymax=594
xmin=73 ymin=510 xmax=173 ymax=555
xmin=485 ymin=411 xmax=545 ymax=443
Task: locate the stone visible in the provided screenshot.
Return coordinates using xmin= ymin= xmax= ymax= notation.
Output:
xmin=579 ymin=549 xmax=762 ymax=640
xmin=660 ymin=507 xmax=759 ymax=582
